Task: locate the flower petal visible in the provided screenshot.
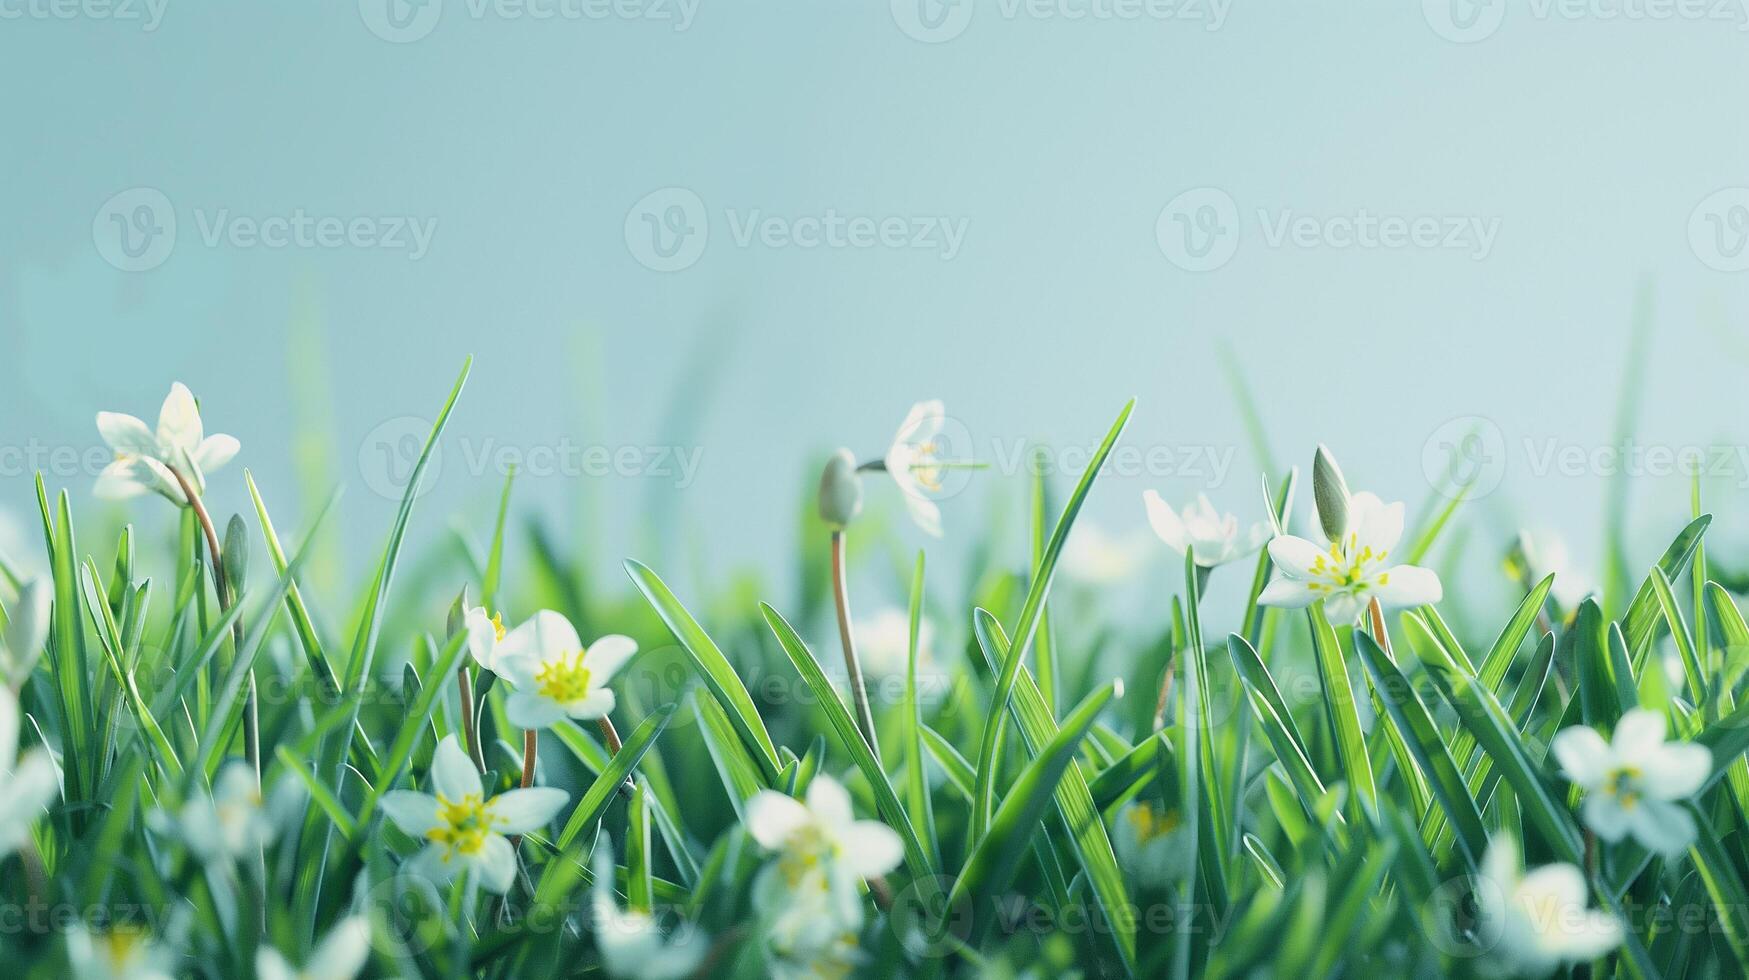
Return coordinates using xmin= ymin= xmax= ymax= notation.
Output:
xmin=1351 ymin=493 xmax=1405 ymax=556
xmin=306 ymin=917 xmax=372 ymax=980
xmin=805 ymin=774 xmax=854 ymax=830
xmin=584 ymin=635 xmax=638 ymax=683
xmin=1370 ymin=565 xmax=1442 ymax=609
xmin=563 ymin=688 xmax=616 ymax=722
xmin=1581 ymin=794 xmax=1631 ymax=842
xmin=745 ymin=790 xmax=811 ymax=850
xmin=901 ymin=492 xmax=943 ymax=538
xmin=1266 ymin=535 xmax=1326 ymax=579
xmin=506 ymin=690 xmax=567 ymax=731
xmin=1515 ymin=861 xmax=1587 ymax=913
xmin=465 ymin=608 xmax=500 ymax=671
xmin=429 ymin=735 xmax=482 ymax=802
xmin=499 ymin=610 xmax=583 ymax=665
xmin=92 ymin=458 xmax=151 ymax=501
xmin=490 ymin=787 xmax=569 ymax=834
xmin=1142 ymin=490 xmax=1187 ymax=554
xmin=1626 ymin=798 xmax=1695 ymax=856
xmin=840 ymin=820 xmax=903 ymax=877
xmin=381 ymin=791 xmax=441 ymax=836
xmin=1642 ymin=742 xmax=1711 ymax=800
xmin=255 ymin=948 xmax=298 ymax=980
xmin=1611 ymin=709 xmax=1667 ymax=764
xmin=471 ymin=833 xmax=518 ymax=894
xmin=891 ymin=400 xmax=944 ymax=446
xmin=156 ymin=382 xmax=204 ymax=455
xmin=1257 ymin=578 xmax=1318 ymax=609
xmin=96 ymin=411 xmax=159 ymax=456
xmin=1550 ymin=725 xmax=1611 ymax=789
xmin=194 ymin=434 xmax=240 ymax=475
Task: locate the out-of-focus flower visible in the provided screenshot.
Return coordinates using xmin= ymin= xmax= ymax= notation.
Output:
xmin=1516 ymin=529 xmax=1596 ymax=611
xmin=1551 ymin=708 xmax=1710 ymax=856
xmin=1142 ymin=492 xmax=1269 ymax=569
xmin=0 ymin=685 xmax=58 ymax=858
xmin=852 ymin=609 xmax=935 ymax=679
xmin=1258 ymin=489 xmax=1442 ymax=624
xmin=1111 ymin=800 xmax=1192 ymax=890
xmin=1061 ymin=522 xmax=1155 ymax=585
xmin=1473 ymin=835 xmax=1621 ymax=977
xmin=94 ymin=382 xmax=238 ymax=506
xmin=66 ymin=924 xmax=176 ymax=980
xmin=768 ymin=930 xmax=864 ymax=980
xmin=2 ymin=578 xmax=51 ymax=688
xmin=381 ymin=735 xmax=568 ymax=894
xmin=746 ymin=774 xmax=903 ymax=952
xmin=592 ymin=844 xmax=710 ymax=980
xmin=255 ymin=917 xmax=371 ymax=980
xmin=884 ymin=400 xmax=948 ymax=538
xmin=174 ymin=761 xmax=273 ymax=865
xmin=493 ymin=610 xmax=637 ymax=729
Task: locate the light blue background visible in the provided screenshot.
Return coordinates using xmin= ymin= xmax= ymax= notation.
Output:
xmin=4 ymin=0 xmax=1749 ymax=605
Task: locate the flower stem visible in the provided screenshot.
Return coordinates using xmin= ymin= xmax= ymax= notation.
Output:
xmin=171 ymin=469 xmax=259 ymax=784
xmin=520 ymin=728 xmax=537 ymax=789
xmin=458 ymin=665 xmax=485 ymax=773
xmin=830 ymin=529 xmax=881 ymax=763
xmin=598 ymin=716 xmax=638 ymax=798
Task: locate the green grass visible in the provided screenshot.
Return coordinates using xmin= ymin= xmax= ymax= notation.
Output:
xmin=5 ymin=359 xmax=1749 ymax=979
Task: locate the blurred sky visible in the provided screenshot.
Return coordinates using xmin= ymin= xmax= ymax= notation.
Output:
xmin=4 ymin=1 xmax=1749 ymax=608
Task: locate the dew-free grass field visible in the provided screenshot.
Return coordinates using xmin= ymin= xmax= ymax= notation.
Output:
xmin=2 ymin=357 xmax=1746 ymax=979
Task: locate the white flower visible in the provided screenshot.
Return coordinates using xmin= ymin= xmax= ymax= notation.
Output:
xmin=66 ymin=924 xmax=176 ymax=980
xmin=852 ymin=609 xmax=935 ymax=679
xmin=0 ymin=685 xmax=58 ymax=858
xmin=592 ymin=843 xmax=709 ymax=980
xmin=1142 ymin=492 xmax=1270 ymax=569
xmin=256 ymin=917 xmax=371 ymax=980
xmin=746 ymin=774 xmax=903 ymax=951
xmin=768 ymin=931 xmax=864 ymax=980
xmin=1061 ymin=522 xmax=1154 ymax=584
xmin=465 ymin=605 xmax=508 ymax=672
xmin=176 ymin=761 xmax=273 ymax=865
xmin=493 ymin=611 xmax=637 ymax=729
xmin=883 ymin=400 xmax=948 ymax=538
xmin=94 ymin=382 xmax=239 ymax=506
xmin=1111 ymin=800 xmax=1192 ymax=889
xmin=2 ymin=577 xmax=51 ymax=688
xmin=1473 ymin=835 xmax=1621 ymax=977
xmin=381 ymin=734 xmax=569 ymax=894
xmin=1517 ymin=529 xmax=1595 ymax=610
xmin=1257 ymin=491 xmax=1442 ymax=623
xmin=1551 ymin=708 xmax=1710 ymax=856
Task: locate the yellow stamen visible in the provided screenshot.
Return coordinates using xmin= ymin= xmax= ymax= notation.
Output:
xmin=427 ymin=792 xmax=496 ymax=860
xmin=535 ymin=650 xmax=594 ymax=703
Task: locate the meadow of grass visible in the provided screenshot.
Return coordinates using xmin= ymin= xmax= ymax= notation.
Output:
xmin=1 ymin=354 xmax=1746 ymax=979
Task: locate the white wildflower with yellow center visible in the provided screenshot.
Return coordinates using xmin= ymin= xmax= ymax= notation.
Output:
xmin=464 ymin=605 xmax=509 ymax=672
xmin=381 ymin=735 xmax=568 ymax=894
xmin=1551 ymin=708 xmax=1710 ymax=856
xmin=66 ymin=924 xmax=176 ymax=980
xmin=1258 ymin=491 xmax=1442 ymax=624
xmin=1472 ymin=835 xmax=1622 ymax=976
xmin=177 ymin=761 xmax=273 ymax=865
xmin=256 ymin=916 xmax=371 ymax=980
xmin=883 ymin=400 xmax=948 ymax=538
xmin=94 ymin=382 xmax=239 ymax=506
xmin=746 ymin=774 xmax=903 ymax=953
xmin=0 ymin=685 xmax=59 ymax=859
xmin=1142 ymin=491 xmax=1270 ymax=568
xmin=493 ymin=610 xmax=637 ymax=728
xmin=1111 ymin=799 xmax=1192 ymax=890
xmin=592 ymin=843 xmax=710 ymax=980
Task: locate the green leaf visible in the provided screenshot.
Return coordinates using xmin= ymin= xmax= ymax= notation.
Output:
xmin=1307 ymin=604 xmax=1376 ymax=822
xmin=1621 ymin=514 xmax=1710 ymax=657
xmin=539 ymin=705 xmax=676 ymax=902
xmin=900 ymin=551 xmax=939 ymax=869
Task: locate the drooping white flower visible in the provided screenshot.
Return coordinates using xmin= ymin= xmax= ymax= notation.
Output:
xmin=1516 ymin=529 xmax=1596 ymax=611
xmin=746 ymin=774 xmax=903 ymax=951
xmin=465 ymin=605 xmax=508 ymax=672
xmin=492 ymin=611 xmax=637 ymax=729
xmin=381 ymin=734 xmax=569 ymax=894
xmin=1257 ymin=491 xmax=1442 ymax=624
xmin=1551 ymin=708 xmax=1710 ymax=856
xmin=0 ymin=685 xmax=58 ymax=858
xmin=1111 ymin=800 xmax=1192 ymax=890
xmin=66 ymin=924 xmax=177 ymax=980
xmin=592 ymin=843 xmax=710 ymax=980
xmin=94 ymin=382 xmax=239 ymax=506
xmin=883 ymin=400 xmax=948 ymax=538
xmin=1 ymin=577 xmax=51 ymax=688
xmin=176 ymin=761 xmax=273 ymax=865
xmin=1061 ymin=522 xmax=1154 ymax=584
xmin=255 ymin=916 xmax=371 ymax=980
xmin=1142 ymin=491 xmax=1270 ymax=569
xmin=1472 ymin=835 xmax=1622 ymax=977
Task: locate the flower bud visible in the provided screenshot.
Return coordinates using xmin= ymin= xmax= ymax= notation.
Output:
xmin=818 ymin=449 xmax=864 ymax=529
xmin=1313 ymin=444 xmax=1351 ymax=543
